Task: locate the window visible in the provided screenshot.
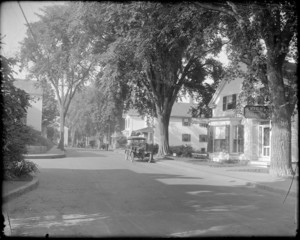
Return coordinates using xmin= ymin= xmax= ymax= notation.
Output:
xmin=199 ymin=134 xmax=208 ymax=142
xmin=223 ymin=94 xmax=237 ymax=111
xmin=212 ymin=126 xmax=230 ymax=152
xmin=182 ymin=134 xmax=191 ymax=142
xmin=199 ymin=123 xmax=208 ymax=128
xmin=232 ymin=125 xmax=244 ymax=153
xmin=182 ymin=118 xmax=191 ymax=126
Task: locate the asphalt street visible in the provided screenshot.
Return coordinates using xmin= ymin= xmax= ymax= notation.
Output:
xmin=3 ymin=149 xmax=297 ymax=237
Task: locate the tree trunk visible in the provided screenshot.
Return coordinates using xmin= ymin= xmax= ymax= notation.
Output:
xmin=58 ymin=108 xmax=65 ymax=150
xmin=157 ymin=114 xmax=170 ymax=157
xmin=71 ymin=128 xmax=76 ymax=147
xmin=267 ymin=62 xmax=293 ymax=176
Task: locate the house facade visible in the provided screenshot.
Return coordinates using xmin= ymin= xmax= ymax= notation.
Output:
xmin=123 ymin=101 xmax=208 ymax=152
xmin=13 ymin=79 xmax=43 ymax=132
xmin=207 ymin=64 xmax=298 ymax=165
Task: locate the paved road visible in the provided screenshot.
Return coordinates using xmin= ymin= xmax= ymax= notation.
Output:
xmin=3 ymin=149 xmax=297 ymax=237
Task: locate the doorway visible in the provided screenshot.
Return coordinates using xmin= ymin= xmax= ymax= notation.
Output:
xmin=259 ymin=124 xmax=271 ymax=158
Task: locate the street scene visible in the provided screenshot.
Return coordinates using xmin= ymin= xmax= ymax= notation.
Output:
xmin=1 ymin=1 xmax=298 ymax=238
xmin=3 ymin=149 xmax=297 ymax=237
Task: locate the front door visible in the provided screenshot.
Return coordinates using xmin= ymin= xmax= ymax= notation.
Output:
xmin=259 ymin=125 xmax=270 ymax=158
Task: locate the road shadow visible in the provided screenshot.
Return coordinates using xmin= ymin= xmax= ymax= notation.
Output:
xmin=6 ymin=168 xmax=297 ymax=237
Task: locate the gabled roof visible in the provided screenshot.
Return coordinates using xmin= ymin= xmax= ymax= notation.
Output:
xmin=13 ymin=79 xmax=43 ymax=96
xmin=124 ymin=102 xmax=195 ymax=118
xmin=171 ymin=102 xmax=194 ymax=117
xmin=208 ymin=80 xmax=227 ymax=108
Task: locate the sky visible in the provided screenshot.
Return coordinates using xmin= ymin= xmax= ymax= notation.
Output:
xmin=1 ymin=1 xmax=65 ymax=58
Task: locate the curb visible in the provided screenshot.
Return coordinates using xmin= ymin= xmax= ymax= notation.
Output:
xmin=24 ymin=153 xmax=66 ymax=159
xmin=3 ymin=176 xmax=39 ymax=203
xmin=246 ymin=182 xmax=297 ymax=197
xmin=157 ymin=160 xmax=297 ymax=198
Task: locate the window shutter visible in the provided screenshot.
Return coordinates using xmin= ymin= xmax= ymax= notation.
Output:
xmin=239 ymin=125 xmax=244 ymax=153
xmin=225 ymin=125 xmax=230 ymax=152
xmin=232 ymin=94 xmax=237 ymax=109
xmin=223 ymin=96 xmax=227 ymax=111
xmin=207 ymin=126 xmax=214 ymax=153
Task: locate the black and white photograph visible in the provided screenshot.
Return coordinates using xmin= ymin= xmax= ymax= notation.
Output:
xmin=1 ymin=1 xmax=298 ymax=237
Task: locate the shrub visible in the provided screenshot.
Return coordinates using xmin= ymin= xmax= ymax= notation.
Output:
xmin=1 ymin=54 xmax=40 ymax=180
xmin=149 ymin=144 xmax=159 ymax=154
xmin=169 ymin=145 xmax=194 ymax=157
xmin=26 ymin=126 xmax=54 ymax=150
xmin=89 ymin=140 xmax=96 ymax=148
xmin=4 ymin=159 xmax=39 ymax=180
xmin=116 ymin=134 xmax=127 ymax=148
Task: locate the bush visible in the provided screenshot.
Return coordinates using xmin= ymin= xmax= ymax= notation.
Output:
xmin=26 ymin=126 xmax=54 ymax=150
xmin=116 ymin=134 xmax=127 ymax=148
xmin=89 ymin=140 xmax=96 ymax=148
xmin=4 ymin=159 xmax=39 ymax=180
xmin=169 ymin=145 xmax=194 ymax=157
xmin=149 ymin=144 xmax=159 ymax=154
xmin=1 ymin=54 xmax=39 ymax=180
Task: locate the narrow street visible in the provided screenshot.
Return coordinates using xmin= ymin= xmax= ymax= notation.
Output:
xmin=3 ymin=149 xmax=297 ymax=237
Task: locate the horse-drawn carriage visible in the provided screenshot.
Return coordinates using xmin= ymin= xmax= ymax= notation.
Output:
xmin=124 ymin=136 xmax=153 ymax=163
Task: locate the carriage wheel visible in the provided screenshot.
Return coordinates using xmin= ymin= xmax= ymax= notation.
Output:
xmin=130 ymin=151 xmax=134 ymax=162
xmin=141 ymin=151 xmax=145 ymax=161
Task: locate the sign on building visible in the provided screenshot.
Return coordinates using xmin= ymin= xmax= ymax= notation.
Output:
xmin=244 ymin=105 xmax=270 ymax=119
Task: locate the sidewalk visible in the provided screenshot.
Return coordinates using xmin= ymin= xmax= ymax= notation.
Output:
xmin=155 ymin=158 xmax=298 ymax=198
xmin=4 ymin=146 xmax=65 ymax=201
xmin=24 ymin=145 xmax=66 ymax=159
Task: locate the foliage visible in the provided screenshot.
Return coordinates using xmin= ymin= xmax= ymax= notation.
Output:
xmin=20 ymin=3 xmax=97 ymax=150
xmin=116 ymin=134 xmax=127 ymax=148
xmin=76 ymin=2 xmax=225 ymax=156
xmin=4 ymin=159 xmax=39 ymax=180
xmin=26 ymin=126 xmax=54 ymax=150
xmin=1 ymin=53 xmax=39 ymax=180
xmin=195 ymin=1 xmax=298 ymax=176
xmin=169 ymin=145 xmax=194 ymax=158
xmin=40 ymin=81 xmax=59 ymax=129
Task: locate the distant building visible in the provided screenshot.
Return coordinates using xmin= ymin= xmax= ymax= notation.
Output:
xmin=123 ymin=96 xmax=208 ymax=152
xmin=13 ymin=79 xmax=43 ymax=132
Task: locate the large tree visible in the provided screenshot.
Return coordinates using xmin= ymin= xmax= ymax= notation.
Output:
xmin=40 ymin=81 xmax=59 ymax=138
xmin=196 ymin=1 xmax=298 ymax=176
xmin=20 ymin=3 xmax=96 ymax=150
xmin=78 ymin=2 xmax=225 ymax=156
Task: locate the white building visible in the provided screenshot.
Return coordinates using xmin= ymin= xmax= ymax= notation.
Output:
xmin=123 ymin=101 xmax=208 ymax=152
xmin=207 ymin=63 xmax=298 ymax=165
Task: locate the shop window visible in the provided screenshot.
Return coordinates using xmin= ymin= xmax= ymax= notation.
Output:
xmin=213 ymin=126 xmax=230 ymax=152
xmin=182 ymin=118 xmax=191 ymax=126
xmin=182 ymin=134 xmax=191 ymax=142
xmin=199 ymin=134 xmax=208 ymax=142
xmin=223 ymin=94 xmax=237 ymax=111
xmin=232 ymin=125 xmax=244 ymax=153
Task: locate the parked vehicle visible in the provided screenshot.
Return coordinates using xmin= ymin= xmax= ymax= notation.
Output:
xmin=124 ymin=136 xmax=153 ymax=163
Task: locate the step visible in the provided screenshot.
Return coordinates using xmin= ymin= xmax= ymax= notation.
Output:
xmin=249 ymin=161 xmax=270 ymax=168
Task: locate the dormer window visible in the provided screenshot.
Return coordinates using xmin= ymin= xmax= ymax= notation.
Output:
xmin=182 ymin=118 xmax=191 ymax=126
xmin=223 ymin=94 xmax=237 ymax=111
